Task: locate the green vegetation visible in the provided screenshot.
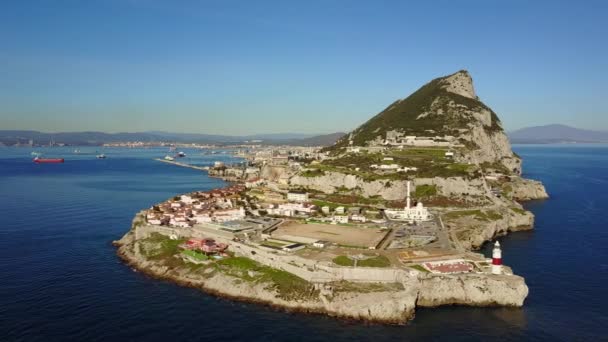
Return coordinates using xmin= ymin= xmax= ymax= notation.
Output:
xmin=217 ymin=257 xmax=315 ymax=300
xmin=485 ymin=210 xmax=503 ymax=220
xmin=301 ymin=169 xmax=325 ymax=178
xmin=181 ymin=250 xmax=210 ymax=261
xmin=305 ymin=148 xmax=475 ymax=181
xmin=333 ymin=256 xmax=355 ymax=266
xmin=480 ymin=161 xmax=510 ymax=174
xmin=408 ymin=264 xmax=430 ymax=273
xmin=328 ymin=71 xmax=501 ymax=148
xmin=389 ymin=148 xmax=448 ymax=159
xmin=140 ymin=233 xmax=185 ymax=259
xmin=444 ymin=209 xmax=503 ymax=222
xmin=332 ymin=255 xmax=391 ymax=268
xmin=510 ymin=207 xmax=527 ymax=215
xmin=332 ymin=281 xmax=404 ymax=294
xmin=414 ymin=184 xmax=437 ymax=198
xmin=358 ymin=255 xmax=391 ymax=267
xmin=138 ymin=236 xmax=316 ymax=300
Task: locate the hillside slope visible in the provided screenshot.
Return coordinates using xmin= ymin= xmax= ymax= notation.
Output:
xmin=330 ymin=70 xmax=522 ymax=174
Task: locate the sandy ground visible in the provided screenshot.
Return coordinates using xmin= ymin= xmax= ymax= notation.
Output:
xmin=274 ymin=221 xmax=388 ymax=248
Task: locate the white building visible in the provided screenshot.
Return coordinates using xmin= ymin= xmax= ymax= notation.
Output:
xmin=384 ymin=181 xmax=431 ymax=222
xmin=267 ymin=203 xmax=316 ymax=217
xmin=213 ymin=208 xmax=246 ymax=222
xmin=180 ymin=195 xmax=194 ymax=204
xmin=350 ymin=214 xmax=367 ymax=223
xmin=332 ymin=215 xmax=349 ymax=224
xmin=335 ymin=206 xmax=345 ymax=215
xmin=192 ymin=214 xmax=213 ymax=223
xmin=287 ymin=191 xmax=309 ymax=202
xmin=313 ymin=240 xmax=329 ymax=248
xmin=321 ymin=206 xmax=331 ymax=214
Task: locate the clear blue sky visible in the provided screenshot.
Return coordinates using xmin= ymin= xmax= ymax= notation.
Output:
xmin=1 ymin=0 xmax=606 ymax=135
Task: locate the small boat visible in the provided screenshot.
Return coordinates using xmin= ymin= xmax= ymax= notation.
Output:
xmin=34 ymin=157 xmax=64 ymax=163
xmin=96 ymin=154 xmax=106 ymax=159
xmin=164 ymin=155 xmax=175 ymax=161
xmin=176 ymin=151 xmax=186 ymax=157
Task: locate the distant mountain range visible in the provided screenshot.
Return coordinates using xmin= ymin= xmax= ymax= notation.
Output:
xmin=508 ymin=124 xmax=608 ymax=144
xmin=0 ymin=130 xmax=345 ymax=147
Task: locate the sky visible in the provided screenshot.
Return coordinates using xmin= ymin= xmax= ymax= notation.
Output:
xmin=0 ymin=0 xmax=607 ymax=135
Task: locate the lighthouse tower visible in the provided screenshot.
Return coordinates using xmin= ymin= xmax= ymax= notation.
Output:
xmin=491 ymin=241 xmax=502 ymax=275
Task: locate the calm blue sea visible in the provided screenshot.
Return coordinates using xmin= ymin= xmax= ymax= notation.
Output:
xmin=0 ymin=145 xmax=606 ymax=341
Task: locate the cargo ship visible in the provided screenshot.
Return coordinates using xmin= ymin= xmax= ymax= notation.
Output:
xmin=33 ymin=157 xmax=64 ymax=163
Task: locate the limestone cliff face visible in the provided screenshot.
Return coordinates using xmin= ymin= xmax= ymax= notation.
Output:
xmin=439 ymin=70 xmax=477 ymax=99
xmin=115 ymin=221 xmax=530 ymax=324
xmin=509 ymin=178 xmax=549 ymax=201
xmin=448 ymin=208 xmax=535 ymax=250
xmin=290 ymin=172 xmax=487 ymax=201
xmin=417 ymin=273 xmax=528 ymax=307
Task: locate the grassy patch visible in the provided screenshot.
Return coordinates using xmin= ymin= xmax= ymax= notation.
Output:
xmin=444 ymin=209 xmax=503 ymax=222
xmin=333 ymin=281 xmax=404 ymax=293
xmin=332 ymin=255 xmax=355 ymax=266
xmin=217 ymin=257 xmax=315 ymax=300
xmin=326 ymin=71 xmax=502 ymax=149
xmin=181 ymin=249 xmax=210 ymax=261
xmin=358 ymin=255 xmax=391 ymax=267
xmin=485 ymin=210 xmax=503 ymax=220
xmin=332 ymin=255 xmax=391 ymax=267
xmin=408 ymin=264 xmax=430 ymax=273
xmin=414 ymin=184 xmax=438 ymax=198
xmin=510 ymin=207 xmax=527 ymax=215
xmin=140 ymin=233 xmax=185 ymax=259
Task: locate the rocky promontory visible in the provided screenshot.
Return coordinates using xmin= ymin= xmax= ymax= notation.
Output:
xmin=115 ymin=70 xmax=544 ymax=324
xmin=114 ymin=215 xmax=529 ymax=324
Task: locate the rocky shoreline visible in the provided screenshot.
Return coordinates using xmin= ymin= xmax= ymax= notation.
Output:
xmin=114 ymin=217 xmax=529 ymax=325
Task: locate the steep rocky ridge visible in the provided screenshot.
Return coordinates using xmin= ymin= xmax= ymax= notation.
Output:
xmin=330 ymin=70 xmax=522 ymax=174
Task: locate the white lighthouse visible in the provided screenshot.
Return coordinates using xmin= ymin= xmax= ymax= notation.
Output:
xmin=491 ymin=241 xmax=502 ymax=275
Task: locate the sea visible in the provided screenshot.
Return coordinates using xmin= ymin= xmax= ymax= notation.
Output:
xmin=0 ymin=145 xmax=606 ymax=341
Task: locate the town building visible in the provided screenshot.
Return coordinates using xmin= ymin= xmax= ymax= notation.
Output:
xmin=332 ymin=215 xmax=349 ymax=224
xmin=287 ymin=191 xmax=309 ymax=202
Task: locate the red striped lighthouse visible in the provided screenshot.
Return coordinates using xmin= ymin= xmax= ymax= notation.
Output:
xmin=492 ymin=241 xmax=502 ymax=274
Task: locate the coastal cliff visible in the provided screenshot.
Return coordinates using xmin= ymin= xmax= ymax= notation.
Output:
xmin=114 ymin=70 xmax=541 ymax=324
xmin=114 ymin=217 xmax=529 ymax=324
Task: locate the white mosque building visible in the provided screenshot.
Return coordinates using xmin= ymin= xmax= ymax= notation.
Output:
xmin=385 ymin=181 xmax=432 ymax=222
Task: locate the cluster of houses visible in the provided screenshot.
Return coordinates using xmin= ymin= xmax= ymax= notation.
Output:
xmin=247 ymin=147 xmax=324 ymax=166
xmin=265 ymin=202 xmax=317 ymax=217
xmin=145 ymin=184 xmax=248 ymax=228
xmin=317 ymin=206 xmax=376 ymax=224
